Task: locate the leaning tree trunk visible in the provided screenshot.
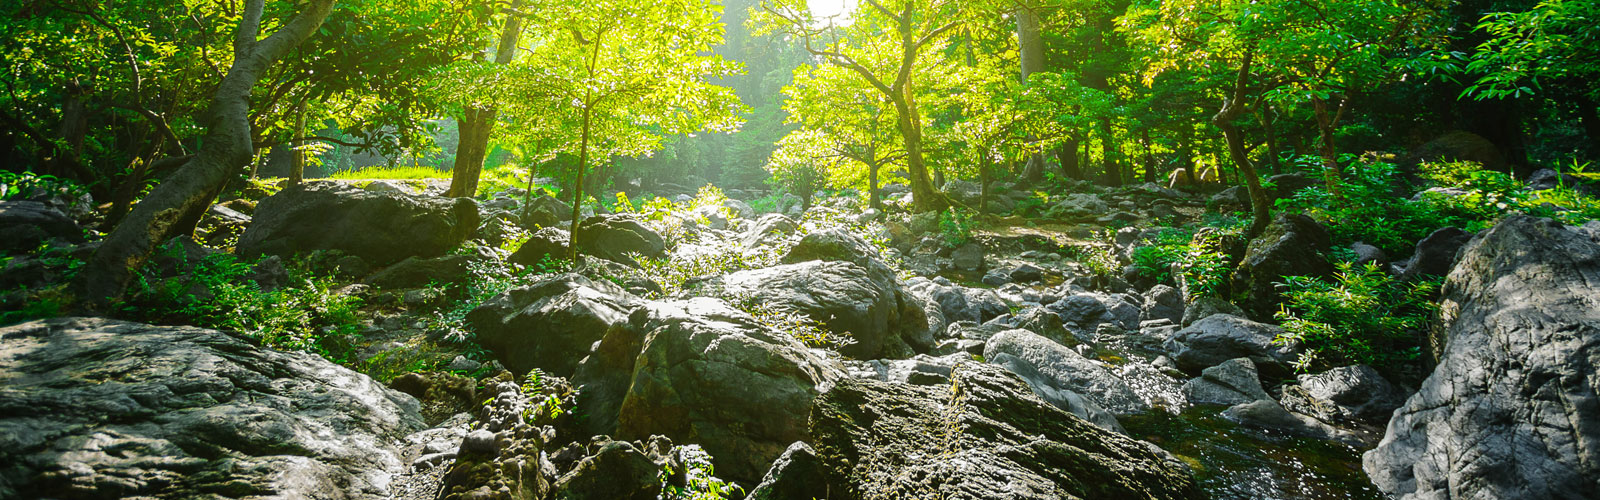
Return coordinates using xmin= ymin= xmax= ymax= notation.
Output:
xmin=1213 ymin=50 xmax=1271 ymax=237
xmin=446 ymin=0 xmax=525 ymax=199
xmin=868 ymin=158 xmax=883 ymax=213
xmin=77 ymin=0 xmax=337 ymax=306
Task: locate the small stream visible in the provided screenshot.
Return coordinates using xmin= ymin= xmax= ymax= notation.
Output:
xmin=1124 ymin=409 xmax=1381 ymax=500
xmin=983 ymin=271 xmax=1385 ymax=500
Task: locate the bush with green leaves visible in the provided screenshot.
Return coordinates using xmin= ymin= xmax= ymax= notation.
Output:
xmin=1278 ymin=158 xmax=1469 ymax=256
xmin=124 ymin=243 xmax=363 ymax=361
xmin=659 ymin=445 xmax=743 ymax=500
xmin=1273 ymin=262 xmax=1440 ymax=371
xmin=0 ymin=171 xmax=89 ymax=202
xmin=938 ymin=208 xmax=977 ymax=248
xmin=725 ymin=292 xmax=855 ymax=351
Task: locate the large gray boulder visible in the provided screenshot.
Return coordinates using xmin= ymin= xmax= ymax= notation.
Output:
xmin=466 ymin=273 xmax=643 ymax=377
xmin=1164 ymin=314 xmax=1295 ymax=375
xmin=714 ymin=260 xmax=926 ymax=359
xmin=0 ymin=200 xmax=83 ymax=254
xmin=365 ymin=254 xmax=477 ymax=289
xmin=239 ymin=182 xmax=479 ymax=265
xmin=615 ymin=298 xmax=845 ymax=484
xmin=0 ymin=318 xmax=424 ymax=499
xmin=1280 ymin=364 xmax=1403 ymax=424
xmin=1141 ymin=284 xmax=1185 ymax=325
xmin=1364 ymin=217 xmax=1600 ymax=500
xmin=508 ymin=226 xmax=573 ymax=268
xmin=741 ymin=214 xmax=798 ymax=248
xmin=909 ymin=278 xmax=1009 ymax=325
xmin=1232 ymin=213 xmax=1333 ymax=320
xmin=808 ymin=363 xmax=1204 ymax=499
xmin=573 ymin=214 xmax=666 ymax=266
xmin=1182 ymin=357 xmax=1271 ymax=406
xmin=748 ymin=442 xmax=830 ymax=500
xmin=1395 ymin=226 xmax=1472 ymax=282
xmin=984 ymin=329 xmax=1145 ymax=431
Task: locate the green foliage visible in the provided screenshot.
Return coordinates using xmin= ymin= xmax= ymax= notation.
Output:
xmin=937 ymin=208 xmax=977 ymax=248
xmin=425 ymin=258 xmax=546 ymax=345
xmin=659 ymin=445 xmax=743 ymax=500
xmin=1462 ymin=0 xmax=1600 ymax=101
xmin=477 ymin=163 xmax=556 ymax=201
xmin=1071 ymin=230 xmax=1122 ymax=280
xmin=124 ymin=243 xmax=362 ymax=360
xmin=326 ymin=165 xmax=450 ymax=180
xmin=0 ymin=171 xmax=88 ymax=202
xmin=1130 ymin=245 xmax=1184 ymax=283
xmin=633 ymin=245 xmax=778 ymax=298
xmin=517 ymin=368 xmax=579 ymax=426
xmin=1279 ymin=159 xmax=1469 ymax=256
xmin=1274 ymin=262 xmax=1440 ymax=371
xmin=1417 ymin=160 xmax=1484 ymax=187
xmin=727 ymin=293 xmax=855 ymax=351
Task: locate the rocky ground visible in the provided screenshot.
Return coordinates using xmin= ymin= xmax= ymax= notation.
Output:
xmin=1 ymin=176 xmax=1598 ymax=499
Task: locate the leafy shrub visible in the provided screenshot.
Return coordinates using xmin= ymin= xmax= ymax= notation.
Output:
xmin=1273 ymin=262 xmax=1440 ymax=371
xmin=124 ymin=243 xmax=363 ymax=360
xmin=1418 ymin=159 xmax=1486 ymax=187
xmin=0 ymin=171 xmax=89 ymax=202
xmin=427 ymin=257 xmax=554 ymax=344
xmin=727 ymin=293 xmax=855 ymax=351
xmin=1130 ymin=245 xmax=1184 ymax=283
xmin=659 ymin=445 xmax=743 ymax=500
xmin=938 ymin=208 xmax=977 ymax=248
xmin=1278 ymin=160 xmax=1468 ymax=256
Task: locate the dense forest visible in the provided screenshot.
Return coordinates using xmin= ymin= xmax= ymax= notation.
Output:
xmin=1 ymin=0 xmax=1598 ymax=499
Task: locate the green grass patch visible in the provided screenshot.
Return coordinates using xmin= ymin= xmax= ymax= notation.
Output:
xmin=325 ymin=165 xmax=450 ymax=180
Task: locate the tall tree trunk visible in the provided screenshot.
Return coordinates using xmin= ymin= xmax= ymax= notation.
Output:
xmin=1100 ymin=118 xmax=1121 ymax=186
xmin=446 ymin=0 xmax=525 ymax=198
xmin=1141 ymin=129 xmax=1156 ymax=184
xmin=1213 ymin=50 xmax=1271 ymax=237
xmin=288 ymin=98 xmax=307 ymax=186
xmin=895 ymin=91 xmax=946 ymax=212
xmin=868 ymin=157 xmax=883 ymax=213
xmin=77 ymin=0 xmax=337 ymax=306
xmin=1016 ymin=2 xmax=1047 ymax=184
xmin=979 ymin=153 xmax=991 ymax=214
xmin=567 ymin=105 xmax=593 ymax=262
xmin=1055 ymin=138 xmax=1081 ymax=180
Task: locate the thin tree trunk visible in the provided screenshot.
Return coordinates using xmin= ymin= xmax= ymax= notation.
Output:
xmin=1213 ymin=50 xmax=1271 ymax=237
xmin=288 ymin=99 xmax=307 ymax=186
xmin=868 ymin=158 xmax=883 ymax=213
xmin=446 ymin=0 xmax=525 ymax=198
xmin=1311 ymin=95 xmax=1344 ymax=193
xmin=895 ymin=92 xmax=946 ymax=212
xmin=78 ymin=0 xmax=337 ymax=306
xmin=1258 ymin=104 xmax=1282 ymax=174
xmin=1141 ymin=129 xmax=1156 ymax=184
xmin=979 ymin=153 xmax=991 ymax=214
xmin=567 ymin=105 xmax=592 ymax=262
